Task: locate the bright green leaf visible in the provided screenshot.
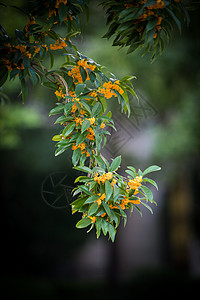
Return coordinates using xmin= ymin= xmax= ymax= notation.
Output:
xmin=76 ymin=217 xmax=92 ymax=228
xmin=142 ymin=165 xmax=161 ymax=176
xmin=110 ymin=155 xmax=121 ymax=172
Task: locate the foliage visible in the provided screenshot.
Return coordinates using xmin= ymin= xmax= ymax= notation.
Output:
xmin=101 ymin=0 xmax=190 ymax=61
xmin=0 ymin=0 xmax=162 ymax=241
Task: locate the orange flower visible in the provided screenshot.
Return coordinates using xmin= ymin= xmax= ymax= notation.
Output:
xmin=128 ymin=176 xmax=142 ymax=190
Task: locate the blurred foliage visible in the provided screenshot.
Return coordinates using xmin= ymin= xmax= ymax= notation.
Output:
xmin=0 ymin=103 xmax=43 ymax=149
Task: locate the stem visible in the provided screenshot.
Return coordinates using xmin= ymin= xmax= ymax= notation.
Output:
xmin=31 ymin=60 xmax=69 ymax=95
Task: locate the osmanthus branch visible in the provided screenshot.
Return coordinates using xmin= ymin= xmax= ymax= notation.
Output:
xmin=31 ymin=60 xmax=69 ymax=96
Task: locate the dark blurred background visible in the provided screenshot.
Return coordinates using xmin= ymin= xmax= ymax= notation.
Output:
xmin=1 ymin=0 xmax=200 ymax=298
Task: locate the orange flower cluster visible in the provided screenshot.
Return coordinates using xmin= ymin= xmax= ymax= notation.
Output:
xmin=50 ymin=39 xmax=68 ymax=50
xmin=68 ymin=59 xmax=96 ymax=84
xmin=89 ymin=90 xmax=98 ymax=99
xmin=87 ymin=117 xmax=95 ymax=125
xmin=94 ymin=172 xmax=113 ymax=184
xmin=2 ymin=43 xmax=32 ymax=70
xmin=55 ymin=0 xmax=68 ymax=8
xmin=55 ymin=87 xmax=66 ymax=99
xmin=148 ymin=0 xmax=164 ymax=10
xmin=98 ymin=80 xmax=124 ymax=99
xmin=95 ymin=193 xmax=106 ymax=207
xmin=86 ymin=127 xmax=95 ymax=140
xmin=72 ymin=142 xmax=91 ymax=157
xmin=134 ymin=0 xmax=165 ymax=38
xmin=128 ymin=176 xmax=143 ymax=194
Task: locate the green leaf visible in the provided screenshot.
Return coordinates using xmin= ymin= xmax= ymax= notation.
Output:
xmin=79 ymin=65 xmax=87 ymax=82
xmin=110 ymin=155 xmax=121 ymax=172
xmin=54 ymin=115 xmax=68 ymax=124
xmin=102 ymin=202 xmax=111 ymax=218
xmin=71 ymin=197 xmax=87 ymax=213
xmin=20 ymin=78 xmax=28 ymax=103
xmin=64 ymin=101 xmax=73 ymax=115
xmin=81 ymin=119 xmax=91 ymax=133
xmin=166 ymin=7 xmax=182 ymax=34
xmin=125 ymin=169 xmax=136 ymax=178
xmin=72 ymin=148 xmax=81 ymax=166
xmin=146 ymin=18 xmax=158 ymax=32
xmin=76 ymin=217 xmax=91 ymax=228
xmin=98 ymin=96 xmax=107 ymax=113
xmin=95 ymin=156 xmax=106 ymax=170
xmin=95 ymin=218 xmax=102 ymax=238
xmin=142 ymin=165 xmax=161 ymax=176
xmin=58 ymin=2 xmax=68 ymax=23
xmin=0 ymin=66 xmax=8 ymax=87
xmin=74 ymin=165 xmax=92 ymax=173
xmin=108 ymin=223 xmax=116 ymax=242
xmin=88 ymin=70 xmax=96 ymax=83
xmin=76 ymin=131 xmax=87 ymax=146
xmin=63 ymin=122 xmax=76 ymax=137
xmin=85 ymin=195 xmax=99 ymax=204
xmin=75 ymin=83 xmax=86 ymax=97
xmin=29 ymin=67 xmax=38 ymax=87
xmin=140 ymin=201 xmax=153 ymax=214
xmin=52 ymin=135 xmax=62 ymax=141
xmin=55 ymin=146 xmax=69 ymax=156
xmin=48 ymin=51 xmax=54 ymax=68
xmin=101 ymin=219 xmax=109 ymax=235
xmin=88 ymin=202 xmax=98 ymax=216
xmin=80 ymin=101 xmax=92 ymax=115
xmin=42 ymin=81 xmax=58 ymax=90
xmin=143 ymin=178 xmax=158 ymax=190
xmin=127 ymin=166 xmax=137 ymax=175
xmin=74 ymin=176 xmax=92 ymax=183
xmin=140 ymin=186 xmax=154 ymax=203
xmin=105 ymin=180 xmax=113 ymax=202
xmin=92 ymin=102 xmax=102 ymax=116
xmin=49 ymin=104 xmax=64 ymax=116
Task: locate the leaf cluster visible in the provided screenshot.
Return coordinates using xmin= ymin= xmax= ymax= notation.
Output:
xmin=101 ymin=0 xmax=190 ymax=61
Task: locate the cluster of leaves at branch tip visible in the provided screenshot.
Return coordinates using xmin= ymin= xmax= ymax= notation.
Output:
xmin=101 ymin=0 xmax=190 ymax=61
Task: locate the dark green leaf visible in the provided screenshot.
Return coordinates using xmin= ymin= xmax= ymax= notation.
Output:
xmin=63 ymin=122 xmax=76 ymax=137
xmin=55 ymin=146 xmax=69 ymax=156
xmin=79 ymin=65 xmax=87 ymax=82
xmin=88 ymin=202 xmax=98 ymax=216
xmin=42 ymin=81 xmax=58 ymax=90
xmin=108 ymin=223 xmax=116 ymax=242
xmin=72 ymin=148 xmax=81 ymax=166
xmin=92 ymin=102 xmax=102 ymax=116
xmin=81 ymin=119 xmax=91 ymax=133
xmin=102 ymin=201 xmax=111 ymax=218
xmin=85 ymin=195 xmax=99 ymax=204
xmin=58 ymin=2 xmax=68 ymax=23
xmin=74 ymin=165 xmax=92 ymax=173
xmin=76 ymin=131 xmax=87 ymax=146
xmin=49 ymin=104 xmax=64 ymax=116
xmin=105 ymin=180 xmax=113 ymax=202
xmin=75 ymin=83 xmax=86 ymax=97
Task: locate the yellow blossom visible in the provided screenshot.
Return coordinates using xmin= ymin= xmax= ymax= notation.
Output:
xmin=87 ymin=117 xmax=95 ymax=125
xmin=128 ymin=176 xmax=143 ymax=190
